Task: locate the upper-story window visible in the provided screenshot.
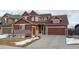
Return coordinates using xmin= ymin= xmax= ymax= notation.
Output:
xmin=4 ymin=18 xmax=7 ymax=23
xmin=32 ymin=16 xmax=35 ymax=21
xmin=44 ymin=17 xmax=48 ymax=21
xmin=24 ymin=16 xmax=28 ymax=20
xmin=52 ymin=19 xmax=60 ymax=23
xmin=35 ymin=16 xmax=38 ymax=21
xmin=32 ymin=16 xmax=38 ymax=21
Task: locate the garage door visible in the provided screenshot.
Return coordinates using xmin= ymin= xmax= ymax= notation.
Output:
xmin=48 ymin=28 xmax=65 ymax=35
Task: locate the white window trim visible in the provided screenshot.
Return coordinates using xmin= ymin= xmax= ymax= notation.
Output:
xmin=44 ymin=17 xmax=48 ymax=21
xmin=4 ymin=18 xmax=7 ymax=23
xmin=52 ymin=19 xmax=60 ymax=23
xmin=24 ymin=16 xmax=28 ymax=20
xmin=35 ymin=16 xmax=38 ymax=21
xmin=32 ymin=16 xmax=35 ymax=21
xmin=19 ymin=24 xmax=25 ymax=30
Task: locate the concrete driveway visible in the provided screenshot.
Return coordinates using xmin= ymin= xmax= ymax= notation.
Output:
xmin=25 ymin=35 xmax=79 ymax=49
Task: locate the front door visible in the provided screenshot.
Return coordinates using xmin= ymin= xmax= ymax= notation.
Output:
xmin=32 ymin=26 xmax=36 ymax=36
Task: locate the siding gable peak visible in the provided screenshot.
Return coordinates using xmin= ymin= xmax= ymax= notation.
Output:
xmin=14 ymin=18 xmax=31 ymax=24
xmin=30 ymin=10 xmax=38 ymax=16
xmin=21 ymin=11 xmax=29 ymax=16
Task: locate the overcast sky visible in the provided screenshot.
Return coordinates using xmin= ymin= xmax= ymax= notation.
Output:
xmin=0 ymin=10 xmax=79 ymax=28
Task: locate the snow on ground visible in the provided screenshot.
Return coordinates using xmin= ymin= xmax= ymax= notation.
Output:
xmin=15 ymin=36 xmax=39 ymax=45
xmin=0 ymin=34 xmax=8 ymax=39
xmin=66 ymin=38 xmax=79 ymax=44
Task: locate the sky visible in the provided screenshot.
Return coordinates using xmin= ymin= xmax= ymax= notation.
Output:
xmin=0 ymin=10 xmax=78 ymax=28
xmin=0 ymin=0 xmax=78 ymax=28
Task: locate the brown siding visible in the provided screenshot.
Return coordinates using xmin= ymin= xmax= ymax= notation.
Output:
xmin=21 ymin=11 xmax=29 ymax=16
xmin=48 ymin=28 xmax=65 ymax=35
xmin=15 ymin=19 xmax=29 ymax=24
xmin=25 ymin=25 xmax=32 ymax=36
xmin=25 ymin=25 xmax=32 ymax=30
xmin=14 ymin=25 xmax=19 ymax=30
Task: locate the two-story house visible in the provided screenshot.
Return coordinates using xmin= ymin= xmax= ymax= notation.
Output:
xmin=12 ymin=10 xmax=68 ymax=37
xmin=0 ymin=13 xmax=20 ymax=34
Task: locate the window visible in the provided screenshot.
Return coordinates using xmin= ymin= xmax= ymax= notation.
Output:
xmin=53 ymin=19 xmax=60 ymax=23
xmin=44 ymin=17 xmax=48 ymax=21
xmin=35 ymin=17 xmax=38 ymax=21
xmin=32 ymin=16 xmax=39 ymax=21
xmin=4 ymin=18 xmax=7 ymax=23
xmin=19 ymin=24 xmax=25 ymax=30
xmin=32 ymin=16 xmax=35 ymax=21
xmin=24 ymin=16 xmax=28 ymax=20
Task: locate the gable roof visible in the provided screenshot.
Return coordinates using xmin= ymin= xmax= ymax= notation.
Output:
xmin=1 ymin=13 xmax=20 ymax=19
xmin=2 ymin=13 xmax=13 ymax=18
xmin=21 ymin=11 xmax=29 ymax=16
xmin=14 ymin=18 xmax=31 ymax=24
xmin=30 ymin=10 xmax=38 ymax=15
xmin=0 ymin=13 xmax=20 ymax=27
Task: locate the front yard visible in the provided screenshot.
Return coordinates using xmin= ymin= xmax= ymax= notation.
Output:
xmin=66 ymin=35 xmax=79 ymax=44
xmin=0 ymin=36 xmax=40 ymax=47
xmin=0 ymin=37 xmax=27 ymax=46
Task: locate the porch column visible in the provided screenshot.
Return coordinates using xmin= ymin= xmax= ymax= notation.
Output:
xmin=12 ymin=24 xmax=15 ymax=37
xmin=43 ymin=25 xmax=44 ymax=34
xmin=46 ymin=26 xmax=48 ymax=35
xmin=36 ymin=25 xmax=38 ymax=36
xmin=41 ymin=25 xmax=42 ymax=34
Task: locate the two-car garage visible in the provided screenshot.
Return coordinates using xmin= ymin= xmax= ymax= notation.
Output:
xmin=47 ymin=26 xmax=66 ymax=35
xmin=48 ymin=28 xmax=65 ymax=35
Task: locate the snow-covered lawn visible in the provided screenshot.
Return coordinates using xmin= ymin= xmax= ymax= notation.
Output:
xmin=66 ymin=38 xmax=79 ymax=44
xmin=15 ymin=36 xmax=39 ymax=45
xmin=0 ymin=34 xmax=8 ymax=39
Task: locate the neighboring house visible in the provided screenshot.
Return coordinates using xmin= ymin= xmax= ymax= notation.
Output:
xmin=0 ymin=13 xmax=20 ymax=34
xmin=75 ymin=24 xmax=79 ymax=35
xmin=12 ymin=10 xmax=69 ymax=37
